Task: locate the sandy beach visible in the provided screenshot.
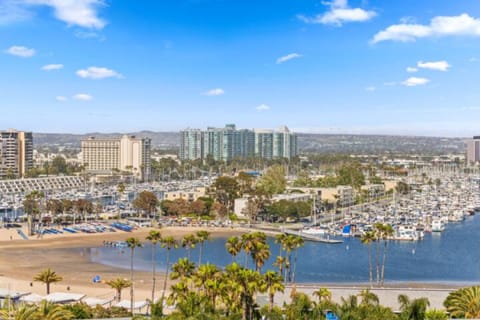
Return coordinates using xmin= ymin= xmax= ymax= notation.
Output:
xmin=0 ymin=225 xmax=461 ymax=310
xmin=0 ymin=225 xmax=243 ymax=303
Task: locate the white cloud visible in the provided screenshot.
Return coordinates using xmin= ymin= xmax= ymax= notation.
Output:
xmin=469 ymin=57 xmax=478 ymax=62
xmin=406 ymin=67 xmax=418 ymax=73
xmin=402 ymin=77 xmax=430 ymax=87
xmin=365 ymin=86 xmax=376 ymax=92
xmin=42 ymin=64 xmax=63 ymax=71
xmin=24 ymin=0 xmax=106 ymax=29
xmin=0 ymin=0 xmax=32 ymax=25
xmin=276 ymin=53 xmax=302 ymax=64
xmin=256 ymin=104 xmax=270 ymax=111
xmin=298 ymin=0 xmax=376 ymax=26
xmin=5 ymin=45 xmax=35 ymax=57
xmin=73 ymin=93 xmax=93 ymax=101
xmin=383 ymin=81 xmax=397 ymax=86
xmin=203 ymin=88 xmax=225 ymax=96
xmin=372 ymin=13 xmax=480 ymax=43
xmin=76 ymin=66 xmax=122 ymax=79
xmin=417 ymin=60 xmax=450 ymax=71
xmin=56 ymin=96 xmax=67 ymax=102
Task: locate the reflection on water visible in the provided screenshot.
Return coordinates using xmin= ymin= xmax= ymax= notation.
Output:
xmin=90 ymin=215 xmax=480 ymax=284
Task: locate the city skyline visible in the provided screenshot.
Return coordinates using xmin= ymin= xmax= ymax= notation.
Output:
xmin=1 ymin=0 xmax=480 ymax=137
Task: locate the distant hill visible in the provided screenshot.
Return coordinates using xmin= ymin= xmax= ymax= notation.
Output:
xmin=33 ymin=131 xmax=466 ymax=155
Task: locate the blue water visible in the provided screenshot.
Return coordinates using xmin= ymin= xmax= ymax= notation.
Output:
xmin=90 ymin=215 xmax=480 ymax=284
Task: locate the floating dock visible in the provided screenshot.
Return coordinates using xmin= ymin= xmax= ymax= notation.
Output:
xmin=283 ymin=229 xmax=343 ymax=244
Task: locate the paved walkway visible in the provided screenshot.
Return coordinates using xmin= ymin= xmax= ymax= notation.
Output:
xmin=258 ymin=285 xmax=453 ymax=311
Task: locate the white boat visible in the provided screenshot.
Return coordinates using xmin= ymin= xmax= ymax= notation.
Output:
xmin=302 ymin=227 xmax=328 ymax=236
xmin=431 ymin=219 xmax=445 ymax=232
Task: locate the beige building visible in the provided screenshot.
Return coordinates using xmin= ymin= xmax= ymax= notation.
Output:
xmin=0 ymin=129 xmax=33 ymax=179
xmin=466 ymin=136 xmax=480 ymax=164
xmin=163 ymin=187 xmax=207 ymax=202
xmin=81 ymin=135 xmax=151 ymax=181
xmin=319 ymin=186 xmax=355 ymax=208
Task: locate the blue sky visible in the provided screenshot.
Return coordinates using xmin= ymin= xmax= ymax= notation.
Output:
xmin=1 ymin=0 xmax=480 ymax=136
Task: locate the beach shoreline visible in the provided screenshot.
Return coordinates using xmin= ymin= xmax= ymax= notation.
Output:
xmin=0 ymin=225 xmax=466 ymax=308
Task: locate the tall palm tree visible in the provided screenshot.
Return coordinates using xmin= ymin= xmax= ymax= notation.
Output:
xmin=194 ymin=263 xmax=222 ymax=310
xmin=126 ymin=237 xmax=143 ymax=314
xmin=360 ymin=231 xmax=376 ymax=288
xmin=263 ymin=270 xmax=285 ymax=312
xmin=196 ymin=230 xmax=211 ymax=266
xmin=374 ymin=223 xmax=384 ymax=285
xmin=290 ymin=235 xmax=304 ymax=284
xmin=273 ymin=256 xmax=286 ymax=279
xmin=106 ymin=278 xmax=132 ymax=302
xmin=33 ymin=268 xmax=63 ymax=294
xmin=170 ymin=258 xmax=196 ymax=282
xmin=146 ymin=229 xmax=162 ymax=303
xmin=225 ymin=236 xmax=242 ymax=263
xmin=444 ymin=286 xmax=480 ymax=319
xmin=160 ymin=236 xmax=179 ymax=301
xmin=181 ymin=234 xmax=198 ymax=261
xmin=252 ymin=242 xmax=271 ymax=272
xmin=380 ymin=224 xmax=394 ymax=286
xmin=241 ymin=233 xmax=256 ymax=268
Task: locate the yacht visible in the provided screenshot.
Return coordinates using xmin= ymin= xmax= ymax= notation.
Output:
xmin=431 ymin=219 xmax=445 ymax=232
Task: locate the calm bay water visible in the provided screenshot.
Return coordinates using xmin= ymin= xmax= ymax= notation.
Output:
xmin=90 ymin=215 xmax=480 ymax=284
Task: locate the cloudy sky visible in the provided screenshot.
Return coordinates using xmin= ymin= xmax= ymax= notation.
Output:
xmin=1 ymin=0 xmax=480 ymax=136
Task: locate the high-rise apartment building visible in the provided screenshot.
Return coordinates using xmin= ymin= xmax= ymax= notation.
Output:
xmin=0 ymin=129 xmax=33 ymax=179
xmin=466 ymin=136 xmax=480 ymax=164
xmin=180 ymin=124 xmax=297 ymax=161
xmin=81 ymin=135 xmax=151 ymax=181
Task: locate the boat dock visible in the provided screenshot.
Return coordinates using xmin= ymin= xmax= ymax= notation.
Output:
xmin=283 ymin=229 xmax=343 ymax=244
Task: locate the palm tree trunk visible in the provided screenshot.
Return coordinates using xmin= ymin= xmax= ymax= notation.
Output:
xmin=162 ymin=250 xmax=170 ymax=301
xmin=368 ymin=244 xmax=373 ymax=288
xmin=292 ymin=250 xmax=298 ymax=283
xmin=375 ymin=240 xmax=380 ymax=285
xmin=242 ymin=294 xmax=247 ymax=320
xmin=151 ymin=244 xmax=156 ymax=303
xmin=130 ymin=248 xmax=135 ymax=314
xmin=198 ymin=243 xmax=203 ymax=266
xmin=381 ymin=241 xmax=388 ymax=286
xmin=117 ymin=288 xmax=121 ymax=302
xmin=47 ymin=282 xmax=50 ymax=295
xmin=269 ymin=293 xmax=274 ymax=312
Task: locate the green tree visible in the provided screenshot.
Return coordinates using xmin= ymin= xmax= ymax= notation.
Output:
xmin=361 ymin=231 xmax=376 ymax=288
xmin=256 ymin=165 xmax=287 ymax=196
xmin=213 ymin=176 xmax=239 ymax=210
xmin=263 ymin=271 xmax=285 ymax=312
xmin=33 ymin=268 xmax=63 ymax=294
xmin=196 ymin=230 xmax=211 ymax=266
xmin=106 ymin=278 xmax=132 ymax=302
xmin=126 ymin=237 xmax=143 ymax=314
xmin=161 ymin=236 xmax=179 ymax=301
xmin=225 ymin=236 xmax=242 ymax=263
xmin=398 ymin=294 xmax=430 ymax=320
xmin=444 ymin=286 xmax=480 ymax=319
xmin=181 ymin=234 xmax=198 ymax=261
xmin=133 ymin=191 xmax=159 ymax=217
xmin=146 ymin=229 xmax=162 ymax=303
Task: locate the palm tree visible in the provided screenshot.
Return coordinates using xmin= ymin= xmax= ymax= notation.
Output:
xmin=444 ymin=286 xmax=480 ymax=318
xmin=106 ymin=278 xmax=132 ymax=302
xmin=313 ymin=287 xmax=332 ymax=304
xmin=170 ymin=258 xmax=196 ymax=281
xmin=194 ymin=263 xmax=222 ymax=310
xmin=358 ymin=288 xmax=379 ymax=306
xmin=126 ymin=237 xmax=143 ymax=314
xmin=241 ymin=233 xmax=256 ymax=268
xmin=33 ymin=268 xmax=63 ymax=294
xmin=380 ymin=224 xmax=394 ymax=286
xmin=0 ymin=303 xmax=39 ymax=320
xmin=252 ymin=242 xmax=271 ymax=272
xmin=196 ymin=230 xmax=211 ymax=266
xmin=290 ymin=235 xmax=304 ymax=284
xmin=398 ymin=294 xmax=430 ymax=320
xmin=360 ymin=231 xmax=376 ymax=288
xmin=225 ymin=236 xmax=242 ymax=263
xmin=146 ymin=229 xmax=162 ymax=303
xmin=181 ymin=234 xmax=198 ymax=261
xmin=263 ymin=270 xmax=284 ymax=312
xmin=36 ymin=300 xmax=75 ymax=320
xmin=273 ymin=256 xmax=286 ymax=279
xmin=161 ymin=236 xmax=179 ymax=301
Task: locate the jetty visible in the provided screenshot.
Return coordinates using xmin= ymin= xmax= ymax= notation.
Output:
xmin=283 ymin=229 xmax=343 ymax=244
